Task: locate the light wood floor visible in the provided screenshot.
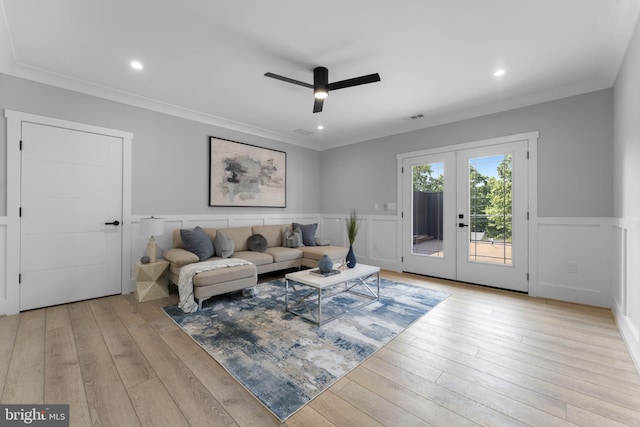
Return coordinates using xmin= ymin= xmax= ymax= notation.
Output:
xmin=1 ymin=271 xmax=639 ymax=426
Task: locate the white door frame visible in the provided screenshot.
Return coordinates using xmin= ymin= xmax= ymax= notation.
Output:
xmin=396 ymin=131 xmax=539 ymax=292
xmin=3 ymin=110 xmax=133 ymax=315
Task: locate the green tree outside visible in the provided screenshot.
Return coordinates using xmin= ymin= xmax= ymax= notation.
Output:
xmin=412 ymin=163 xmax=443 ymax=193
xmin=484 ymin=155 xmax=512 ymax=241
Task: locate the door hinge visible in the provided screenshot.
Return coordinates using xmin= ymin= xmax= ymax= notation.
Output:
xmin=527 ymin=151 xmax=529 ymax=160
xmin=19 ymin=207 xmax=22 ymax=217
xmin=526 ymin=272 xmax=529 ymax=281
xmin=527 ymin=211 xmax=529 ymax=220
xmin=401 ymin=167 xmax=404 ymax=173
xmin=401 ymin=211 xmax=404 ymax=218
xmin=19 ymin=274 xmax=22 ymax=284
xmin=19 ymin=140 xmax=22 ymax=150
xmin=401 ymin=256 xmax=404 ymax=263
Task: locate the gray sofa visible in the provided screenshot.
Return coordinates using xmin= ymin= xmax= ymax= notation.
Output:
xmin=163 ymin=223 xmax=348 ymax=309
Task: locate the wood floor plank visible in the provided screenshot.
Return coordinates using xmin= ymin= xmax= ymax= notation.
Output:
xmin=2 ymin=310 xmax=45 ymax=404
xmin=126 ymin=322 xmax=237 ymax=426
xmin=308 ymin=389 xmax=384 ymax=427
xmin=335 ymin=379 xmax=433 ymax=426
xmin=44 ymin=306 xmax=92 ymax=426
xmin=380 ymin=343 xmax=569 ymax=419
xmin=347 ymin=365 xmax=484 ymax=427
xmin=89 ymin=298 xmax=155 ymax=388
xmin=567 ymin=405 xmax=632 ymax=427
xmin=127 ymin=378 xmax=190 ymax=427
xmin=68 ymin=301 xmax=141 ymax=427
xmin=286 ymin=405 xmax=336 ymax=427
xmin=521 ymin=335 xmax=639 ymax=372
xmin=436 ymin=372 xmax=576 ymax=426
xmin=361 ymin=354 xmax=530 ymax=427
xmin=475 ymin=349 xmax=640 ymax=409
xmin=0 ymin=314 xmax=20 ymax=399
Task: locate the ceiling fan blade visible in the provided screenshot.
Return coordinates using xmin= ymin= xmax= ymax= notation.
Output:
xmin=328 ymin=73 xmax=381 ymax=91
xmin=264 ymin=72 xmax=313 ymax=89
xmin=313 ymin=98 xmax=324 ymax=113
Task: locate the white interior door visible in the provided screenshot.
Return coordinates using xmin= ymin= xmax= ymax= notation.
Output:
xmin=20 ymin=122 xmax=123 ymax=310
xmin=402 ymin=139 xmax=529 ymax=293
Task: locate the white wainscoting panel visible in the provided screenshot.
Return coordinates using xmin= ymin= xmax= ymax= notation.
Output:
xmin=0 ymin=217 xmax=20 ymax=315
xmin=0 ymin=222 xmax=7 ymax=301
xmin=613 ymin=218 xmax=640 ymax=372
xmin=365 ymin=216 xmax=400 ymax=271
xmin=532 ymin=218 xmax=613 ymax=308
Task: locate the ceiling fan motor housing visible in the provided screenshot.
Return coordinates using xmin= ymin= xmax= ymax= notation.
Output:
xmin=314 ymin=66 xmax=329 ymax=98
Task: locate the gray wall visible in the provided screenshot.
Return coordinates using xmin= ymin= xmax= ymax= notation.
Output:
xmin=0 ymin=73 xmax=320 ymax=216
xmin=614 ymin=16 xmax=640 ymax=219
xmin=0 ymin=73 xmax=614 ymax=219
xmin=320 ymin=89 xmax=614 ymax=218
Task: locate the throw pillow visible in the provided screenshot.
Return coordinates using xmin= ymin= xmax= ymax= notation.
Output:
xmin=282 ymin=226 xmax=303 ymax=248
xmin=180 ymin=226 xmax=214 ymax=261
xmin=213 ymin=230 xmax=235 ymax=258
xmin=247 ymin=234 xmax=268 ymax=252
xmin=292 ymin=222 xmax=317 ymax=246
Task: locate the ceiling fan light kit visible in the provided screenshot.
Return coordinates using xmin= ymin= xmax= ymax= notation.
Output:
xmin=265 ymin=66 xmax=380 ymax=113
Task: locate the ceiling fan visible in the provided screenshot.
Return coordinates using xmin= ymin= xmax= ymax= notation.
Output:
xmin=264 ymin=66 xmax=381 ymax=113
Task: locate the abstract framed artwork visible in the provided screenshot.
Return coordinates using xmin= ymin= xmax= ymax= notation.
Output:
xmin=209 ymin=137 xmax=286 ymax=207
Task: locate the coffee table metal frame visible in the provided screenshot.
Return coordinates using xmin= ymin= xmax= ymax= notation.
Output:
xmin=284 ymin=264 xmax=380 ymax=326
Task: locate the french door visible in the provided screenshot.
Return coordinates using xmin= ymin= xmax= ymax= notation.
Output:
xmin=402 ymin=139 xmax=529 ymax=292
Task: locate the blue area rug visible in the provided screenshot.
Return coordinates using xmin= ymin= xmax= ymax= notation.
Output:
xmin=163 ymin=277 xmax=449 ymax=421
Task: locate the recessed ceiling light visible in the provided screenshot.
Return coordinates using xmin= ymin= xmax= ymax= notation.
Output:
xmin=130 ymin=60 xmax=144 ymax=70
xmin=494 ymin=69 xmax=505 ymax=77
xmin=317 ymin=125 xmax=324 ymax=130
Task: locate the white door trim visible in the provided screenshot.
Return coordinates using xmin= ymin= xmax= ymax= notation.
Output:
xmin=3 ymin=110 xmax=133 ymax=315
xmin=396 ymin=131 xmax=539 ymax=291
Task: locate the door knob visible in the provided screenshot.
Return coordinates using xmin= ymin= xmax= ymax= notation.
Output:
xmin=105 ymin=220 xmax=120 ymax=226
xmin=458 ymin=223 xmax=469 ymax=228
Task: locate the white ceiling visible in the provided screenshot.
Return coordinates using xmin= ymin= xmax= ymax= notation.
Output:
xmin=1 ymin=1 xmax=639 ymax=150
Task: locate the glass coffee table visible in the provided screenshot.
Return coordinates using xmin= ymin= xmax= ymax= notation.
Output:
xmin=284 ymin=264 xmax=380 ymax=326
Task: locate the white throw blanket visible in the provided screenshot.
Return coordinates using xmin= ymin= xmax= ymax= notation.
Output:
xmin=178 ymin=258 xmax=253 ymax=313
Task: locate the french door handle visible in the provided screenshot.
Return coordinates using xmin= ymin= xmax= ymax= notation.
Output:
xmin=105 ymin=220 xmax=120 ymax=226
xmin=458 ymin=223 xmax=469 ymax=228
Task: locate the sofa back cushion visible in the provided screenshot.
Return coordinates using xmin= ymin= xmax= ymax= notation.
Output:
xmin=180 ymin=226 xmax=215 ymax=260
xmin=217 ymin=227 xmax=253 ymax=252
xmin=172 ymin=228 xmax=216 ymax=249
xmin=252 ymin=224 xmax=285 ymax=248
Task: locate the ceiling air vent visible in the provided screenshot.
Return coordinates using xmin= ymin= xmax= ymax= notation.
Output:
xmin=402 ymin=113 xmax=425 ymax=121
xmin=293 ymin=128 xmax=314 ymax=136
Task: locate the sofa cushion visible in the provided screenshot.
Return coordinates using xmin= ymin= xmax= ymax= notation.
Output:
xmin=293 ymin=222 xmax=317 ymax=246
xmin=192 ymin=263 xmax=256 ymax=287
xmin=179 ymin=226 xmax=215 ymax=261
xmin=217 ymin=227 xmax=253 ymax=251
xmin=173 ymin=228 xmax=216 ymax=249
xmin=247 ymin=234 xmax=268 ymax=252
xmin=164 ymin=248 xmax=200 ymax=268
xmin=282 ymin=226 xmax=303 ymax=248
xmin=302 ymin=245 xmax=349 ymax=261
xmin=252 ymin=224 xmax=284 ymax=247
xmin=213 ymin=231 xmax=235 ymax=258
xmin=232 ymin=251 xmax=273 ymax=266
xmin=264 ymin=246 xmax=303 ymax=262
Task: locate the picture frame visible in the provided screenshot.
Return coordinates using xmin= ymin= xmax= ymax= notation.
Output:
xmin=209 ymin=137 xmax=286 ymax=207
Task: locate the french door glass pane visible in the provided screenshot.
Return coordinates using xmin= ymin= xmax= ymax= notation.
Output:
xmin=468 ymin=154 xmax=512 ymax=265
xmin=412 ymin=162 xmax=444 ymax=257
